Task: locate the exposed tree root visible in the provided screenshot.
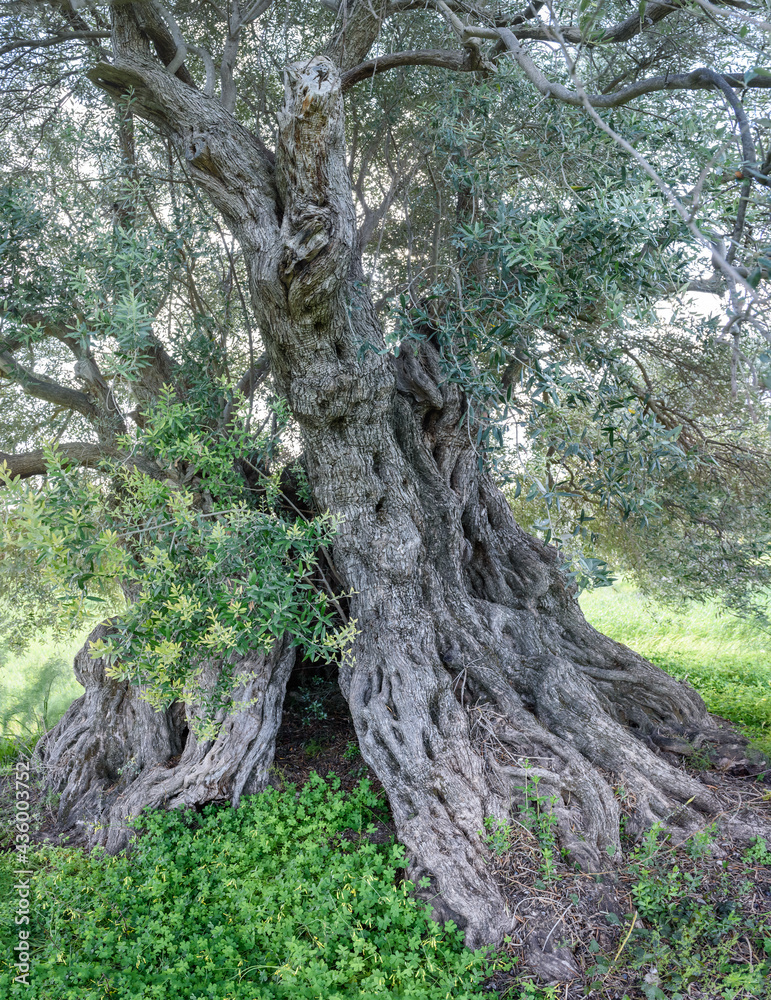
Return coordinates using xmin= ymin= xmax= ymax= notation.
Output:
xmin=331 ymin=339 xmax=771 ymax=968
xmin=36 ymin=626 xmax=295 ymax=852
xmin=35 ymin=338 xmax=770 ymax=980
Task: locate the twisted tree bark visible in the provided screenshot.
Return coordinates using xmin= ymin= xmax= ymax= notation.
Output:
xmin=36 ymin=20 xmax=770 ymax=979
xmin=37 ymin=623 xmax=295 ymax=853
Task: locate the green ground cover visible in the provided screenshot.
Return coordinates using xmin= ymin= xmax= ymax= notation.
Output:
xmin=0 ymin=776 xmax=499 ymax=999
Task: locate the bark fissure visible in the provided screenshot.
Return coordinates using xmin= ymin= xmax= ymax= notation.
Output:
xmin=37 ymin=623 xmax=296 ymax=851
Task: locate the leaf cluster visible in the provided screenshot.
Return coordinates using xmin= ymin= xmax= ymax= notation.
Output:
xmin=396 ymin=75 xmax=771 ymax=612
xmin=0 ymin=393 xmax=348 ymax=725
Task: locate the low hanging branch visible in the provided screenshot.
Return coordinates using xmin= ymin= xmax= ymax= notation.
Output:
xmin=0 ymin=443 xmax=164 ymax=480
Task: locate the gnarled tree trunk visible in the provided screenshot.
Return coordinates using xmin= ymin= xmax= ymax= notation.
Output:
xmin=37 ymin=21 xmax=769 ymax=978
xmin=37 ymin=622 xmax=295 ymax=852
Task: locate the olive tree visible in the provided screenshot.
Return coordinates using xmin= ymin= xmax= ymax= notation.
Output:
xmin=1 ymin=0 xmax=770 ymax=977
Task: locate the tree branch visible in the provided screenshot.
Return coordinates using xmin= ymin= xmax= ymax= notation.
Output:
xmin=0 ymin=351 xmax=99 ymax=419
xmin=0 ymin=31 xmax=110 ymax=57
xmin=188 ymin=43 xmax=216 ymax=97
xmin=497 ymin=1 xmax=685 ymax=46
xmin=694 ymin=68 xmax=757 ymax=265
xmin=236 ymin=352 xmax=271 ymax=398
xmin=1 ymin=311 xmax=180 ymax=432
xmin=0 ymin=443 xmax=163 ymax=480
xmin=111 ymin=0 xmax=196 ymax=86
xmin=340 ymin=1 xmax=752 ymax=99
xmin=341 ymin=47 xmax=485 ymax=91
xmin=739 ymin=164 xmax=771 ymax=187
xmin=240 ymin=0 xmax=275 ymax=28
xmin=221 ymin=353 xmax=272 ymax=429
xmin=276 ymin=57 xmax=357 ymax=320
xmin=542 ymin=28 xmax=755 ymax=295
xmin=325 ymin=0 xmax=392 ymax=72
xmin=87 ymin=56 xmax=279 ymax=256
xmin=493 ymin=28 xmax=771 ymax=108
xmin=27 ymin=321 xmax=128 ymax=433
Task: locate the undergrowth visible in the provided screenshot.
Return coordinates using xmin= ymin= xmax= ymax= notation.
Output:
xmin=0 ymin=775 xmax=502 ymax=999
xmin=481 ymin=769 xmax=771 ymax=999
xmin=1 ymin=587 xmax=769 ymax=998
xmin=581 ymin=826 xmax=771 ymax=1000
xmin=3 ymin=770 xmax=767 ymax=1000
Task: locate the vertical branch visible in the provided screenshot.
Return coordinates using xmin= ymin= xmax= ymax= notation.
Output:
xmin=114 ymin=95 xmax=137 ymax=227
xmin=220 ymin=0 xmax=273 ymax=113
xmin=324 ymin=0 xmax=389 ymax=71
xmin=275 ymin=56 xmax=357 ymax=321
xmin=220 ymin=0 xmax=241 ymax=113
xmin=425 ymin=156 xmax=443 ymax=272
xmin=110 ymin=0 xmax=195 ymax=85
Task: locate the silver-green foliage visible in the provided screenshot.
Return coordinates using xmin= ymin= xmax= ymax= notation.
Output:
xmin=0 ymin=392 xmax=350 ymax=723
xmin=398 ymin=75 xmax=771 ymax=613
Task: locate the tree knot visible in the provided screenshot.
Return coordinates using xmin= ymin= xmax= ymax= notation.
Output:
xmin=186 ymin=133 xmax=222 ymax=178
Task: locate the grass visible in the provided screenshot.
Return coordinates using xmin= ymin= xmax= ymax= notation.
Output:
xmin=580 ymin=583 xmax=771 ymax=757
xmin=0 ymin=632 xmax=85 ymax=742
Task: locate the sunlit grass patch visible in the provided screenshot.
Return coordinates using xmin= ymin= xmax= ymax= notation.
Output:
xmin=581 ymin=584 xmax=771 ymax=757
xmin=0 ymin=631 xmax=85 ymax=740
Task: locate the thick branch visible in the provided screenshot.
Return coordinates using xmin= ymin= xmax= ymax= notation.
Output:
xmin=325 ymin=0 xmax=390 ymax=72
xmin=340 ymin=3 xmax=764 ymax=105
xmin=87 ymin=57 xmax=279 ymax=259
xmin=275 ymin=57 xmax=357 ymax=321
xmin=3 ymin=313 xmax=175 ymax=435
xmin=494 ymin=1 xmax=685 ymax=45
xmin=35 ymin=325 xmax=128 ymax=434
xmin=236 ymin=352 xmax=271 ymax=398
xmin=0 ymin=442 xmax=162 ymax=480
xmin=0 ymin=351 xmax=99 ymax=419
xmin=576 ymin=1 xmax=682 ymax=43
xmin=110 ymin=0 xmax=196 ymax=86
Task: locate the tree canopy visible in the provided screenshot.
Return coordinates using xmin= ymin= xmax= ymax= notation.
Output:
xmin=2 ymin=0 xmax=770 ymax=634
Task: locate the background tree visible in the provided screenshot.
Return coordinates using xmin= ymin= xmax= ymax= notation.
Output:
xmin=1 ymin=0 xmax=770 ymax=977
